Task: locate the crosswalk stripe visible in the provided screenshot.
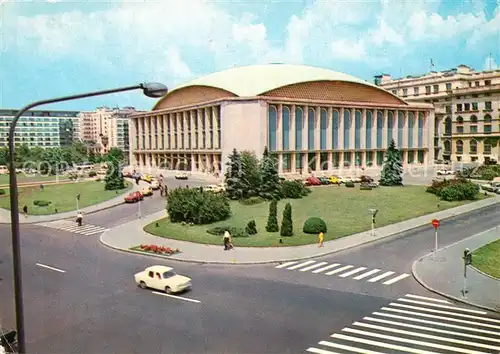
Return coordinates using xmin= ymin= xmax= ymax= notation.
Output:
xmin=353 ymin=269 xmax=380 ymax=280
xmin=404 ymin=294 xmax=450 ymax=304
xmin=306 ymin=347 xmax=341 ymax=354
xmin=317 ymin=340 xmax=384 ymax=354
xmin=367 ymin=271 xmax=394 ymax=282
xmin=331 ymin=333 xmax=434 ymax=354
xmin=325 ymin=265 xmax=353 ymax=275
xmin=372 ymin=311 xmax=500 ymax=338
xmin=300 ymin=262 xmax=328 ymax=272
xmin=341 ymin=327 xmax=486 ymax=354
xmin=383 ymin=273 xmax=410 ymax=285
xmin=389 ymin=303 xmax=500 ymax=323
xmin=364 ymin=316 xmax=500 ymax=345
xmin=275 ymin=261 xmax=297 ymax=269
xmin=381 ymin=307 xmax=500 ymax=330
xmin=397 ymin=298 xmax=487 ymax=314
xmin=37 ymin=221 xmax=108 ymax=235
xmin=338 ymin=267 xmax=367 ymax=278
xmin=353 ymin=321 xmax=500 ymax=351
xmin=312 ymin=264 xmax=340 ymax=274
xmin=287 ymin=261 xmax=316 ymax=270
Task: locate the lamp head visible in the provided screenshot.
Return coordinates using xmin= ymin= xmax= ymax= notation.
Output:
xmin=141 ymin=82 xmax=169 ymax=98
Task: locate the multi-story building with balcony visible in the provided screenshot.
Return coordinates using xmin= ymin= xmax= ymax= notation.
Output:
xmin=0 ymin=109 xmax=80 ymax=148
xmin=129 ymin=64 xmax=434 ymax=176
xmin=79 ymin=106 xmax=141 ymax=156
xmin=375 ymin=65 xmax=500 ymax=164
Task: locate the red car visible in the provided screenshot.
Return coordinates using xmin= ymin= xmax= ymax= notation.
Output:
xmin=306 ymin=176 xmax=321 ymax=186
xmin=124 ymin=191 xmax=144 ymax=203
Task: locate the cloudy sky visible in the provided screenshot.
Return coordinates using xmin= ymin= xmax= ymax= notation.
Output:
xmin=1 ymin=0 xmax=500 ymax=111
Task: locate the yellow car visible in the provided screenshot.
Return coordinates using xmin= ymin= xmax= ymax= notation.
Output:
xmin=150 ymin=179 xmax=160 ymax=190
xmin=142 ymin=174 xmax=153 ymax=183
xmin=328 ymin=176 xmax=341 ymax=184
xmin=140 ymin=186 xmax=153 ymax=196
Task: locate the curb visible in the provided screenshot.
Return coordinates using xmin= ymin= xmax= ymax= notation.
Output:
xmin=411 ymin=252 xmax=500 ymax=314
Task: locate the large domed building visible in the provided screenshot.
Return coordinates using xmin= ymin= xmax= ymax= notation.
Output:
xmin=129 ymin=64 xmax=434 ymax=176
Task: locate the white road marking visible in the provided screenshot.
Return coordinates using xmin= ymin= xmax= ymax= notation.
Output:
xmin=367 ymin=271 xmax=395 ymax=282
xmin=275 ymin=261 xmax=297 ymax=269
xmin=38 ymin=220 xmax=108 ymax=235
xmin=36 ymin=263 xmax=65 ymax=273
xmin=389 ymin=303 xmax=500 ymax=323
xmin=331 ymin=333 xmax=435 ymax=354
xmin=372 ymin=311 xmax=500 ymax=338
xmin=404 ymin=294 xmax=450 ymax=304
xmin=397 ymin=298 xmax=488 ymax=314
xmin=325 ymin=265 xmax=353 ymax=275
xmin=383 ymin=273 xmax=410 ymax=285
xmin=306 ymin=347 xmax=341 ymax=354
xmin=381 ymin=307 xmax=500 ymax=330
xmin=287 ymin=260 xmax=316 ymax=270
xmin=353 ymin=321 xmax=500 ymax=351
xmin=342 ymin=327 xmax=488 ymax=354
xmin=152 ymin=291 xmax=201 ymax=303
xmin=338 ymin=267 xmax=367 ymax=278
xmin=312 ymin=263 xmax=340 ymax=274
xmin=300 ymin=262 xmax=328 ymax=272
xmin=317 ymin=340 xmax=385 ymax=354
xmin=353 ymin=269 xmax=380 ymax=280
xmin=364 ymin=316 xmax=500 ymax=345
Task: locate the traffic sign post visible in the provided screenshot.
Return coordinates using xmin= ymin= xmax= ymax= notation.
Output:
xmin=431 ymin=219 xmax=440 ymax=255
xmin=369 ymin=209 xmax=378 ymax=236
xmin=76 ymin=193 xmax=81 ymax=211
xmin=462 ymin=248 xmax=472 ymax=297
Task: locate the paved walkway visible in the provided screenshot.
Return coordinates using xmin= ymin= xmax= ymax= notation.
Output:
xmin=100 ymin=195 xmax=500 ymax=265
xmin=413 ymin=228 xmax=500 ymax=313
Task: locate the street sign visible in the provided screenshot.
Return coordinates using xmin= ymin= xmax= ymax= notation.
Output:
xmin=76 ymin=193 xmax=81 ymax=201
xmin=431 ymin=219 xmax=440 ymax=228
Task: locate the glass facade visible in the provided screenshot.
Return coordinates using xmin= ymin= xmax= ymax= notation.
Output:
xmin=282 ymin=106 xmax=290 ymax=150
xmin=365 ymin=111 xmax=372 ymax=149
xmin=387 ymin=111 xmax=394 ymax=145
xmin=354 ymin=110 xmax=361 ymax=149
xmin=398 ymin=111 xmax=404 ymax=148
xmin=332 ymin=110 xmax=339 ymax=149
xmin=418 ymin=112 xmax=424 ymax=148
xmin=295 ymin=107 xmax=303 ymax=150
xmin=408 ymin=112 xmax=414 ymax=148
xmin=308 ymin=108 xmax=315 ymax=150
xmin=320 ymin=109 xmax=327 ymax=150
xmin=376 ymin=111 xmax=383 ymax=148
xmin=268 ymin=105 xmax=277 ymax=151
xmin=343 ymin=109 xmax=350 ymax=150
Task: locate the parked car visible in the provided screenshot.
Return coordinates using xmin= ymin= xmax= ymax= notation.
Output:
xmin=360 ymin=175 xmax=374 ymax=183
xmin=368 ymin=181 xmax=379 ymax=188
xmin=328 ymin=176 xmax=341 ymax=184
xmin=124 ymin=191 xmax=144 ymax=203
xmin=135 ymin=265 xmax=192 ymax=294
xmin=150 ymin=179 xmax=160 ymax=190
xmin=437 ymin=169 xmax=455 ymax=176
xmin=351 ymin=176 xmax=361 ymax=183
xmin=141 ymin=186 xmax=153 ymax=196
xmin=142 ymin=174 xmax=154 ymax=183
xmin=318 ymin=176 xmax=330 ymax=185
xmin=175 ymin=172 xmax=189 ymax=180
xmin=306 ymin=176 xmax=322 ymax=186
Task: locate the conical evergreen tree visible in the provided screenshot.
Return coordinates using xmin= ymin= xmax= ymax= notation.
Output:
xmin=104 ymin=158 xmax=125 ymax=190
xmin=379 ymin=139 xmax=404 ymax=186
xmin=265 ymin=199 xmax=279 ymax=232
xmin=224 ymin=148 xmax=244 ymax=199
xmin=280 ymin=202 xmax=293 ymax=236
xmin=259 ymin=146 xmax=282 ymax=200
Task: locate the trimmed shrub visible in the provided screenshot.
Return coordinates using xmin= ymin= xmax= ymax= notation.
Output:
xmin=88 ymin=170 xmax=97 ymax=177
xmin=206 ymin=226 xmax=248 ymax=237
xmin=33 ymin=200 xmax=51 ymax=207
xmin=440 ymin=181 xmax=479 ymax=201
xmin=0 ymin=189 xmax=5 ymax=195
xmin=265 ymin=199 xmax=279 ymax=232
xmin=167 ymin=187 xmax=231 ymax=224
xmin=245 ymin=220 xmax=258 ymax=235
xmin=303 ymin=217 xmax=327 ymax=234
xmin=345 ymin=181 xmax=355 ymax=188
xmin=239 ymin=196 xmax=265 ymax=205
xmin=280 ymin=203 xmax=293 ymax=236
xmin=426 ymin=178 xmax=468 ymax=196
xmin=281 ymin=180 xmax=307 ymax=199
xmin=360 ymin=183 xmax=372 ymax=191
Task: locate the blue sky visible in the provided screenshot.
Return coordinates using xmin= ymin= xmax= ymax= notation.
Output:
xmin=1 ymin=0 xmax=500 ymax=111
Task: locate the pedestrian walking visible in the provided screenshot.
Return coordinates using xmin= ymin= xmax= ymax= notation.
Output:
xmin=318 ymin=231 xmax=324 ymax=247
xmin=76 ymin=212 xmax=83 ymax=227
xmin=223 ymin=230 xmax=231 ymax=250
xmin=22 ymin=205 xmax=28 ymax=217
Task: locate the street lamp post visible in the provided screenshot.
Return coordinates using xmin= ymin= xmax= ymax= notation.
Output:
xmin=8 ymin=82 xmax=168 ymax=353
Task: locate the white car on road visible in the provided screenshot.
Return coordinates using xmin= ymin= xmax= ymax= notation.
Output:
xmin=135 ymin=265 xmax=192 ymax=294
xmin=437 ymin=169 xmax=455 ymax=176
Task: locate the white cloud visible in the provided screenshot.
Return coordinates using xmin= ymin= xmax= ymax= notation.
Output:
xmin=331 ymin=39 xmax=366 ymax=61
xmin=484 ymin=56 xmax=499 ymax=71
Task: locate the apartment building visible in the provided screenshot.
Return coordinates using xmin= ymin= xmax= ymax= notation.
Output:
xmin=79 ymin=106 xmax=142 ymax=156
xmin=375 ymin=65 xmax=500 ymax=163
xmin=0 ymin=109 xmax=80 ymax=148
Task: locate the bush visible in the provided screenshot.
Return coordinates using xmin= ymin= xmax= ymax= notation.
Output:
xmin=440 ymin=181 xmax=479 ymax=201
xmin=206 ymin=226 xmax=248 ymax=237
xmin=280 ymin=203 xmax=293 ymax=236
xmin=239 ymin=196 xmax=264 ymax=205
xmin=303 ymin=217 xmax=327 ymax=234
xmin=265 ymin=199 xmax=279 ymax=232
xmin=426 ymin=178 xmax=468 ymax=196
xmin=33 ymin=200 xmax=51 ymax=207
xmin=360 ymin=183 xmax=372 ymax=191
xmin=0 ymin=189 xmax=5 ymax=195
xmin=345 ymin=181 xmax=355 ymax=188
xmin=281 ymin=180 xmax=308 ymax=199
xmin=167 ymin=187 xmax=231 ymax=225
xmin=88 ymin=170 xmax=97 ymax=177
xmin=245 ymin=220 xmax=258 ymax=235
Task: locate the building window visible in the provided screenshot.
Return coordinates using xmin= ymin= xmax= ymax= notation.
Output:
xmin=377 ymin=111 xmax=383 ymax=149
xmin=308 ymin=108 xmax=315 ymax=150
xmin=418 ymin=112 xmax=424 ymax=148
xmin=485 ymin=80 xmax=491 ymax=85
xmin=365 ymin=151 xmax=373 ymax=167
xmin=332 ymin=110 xmax=339 ymax=149
xmin=484 ymin=114 xmax=492 ymax=123
xmin=485 ymin=101 xmax=492 ymax=111
xmin=354 ymin=110 xmax=362 ymax=149
xmin=320 ymin=108 xmax=328 ymax=150
xmin=376 ymin=151 xmax=384 ymax=166
xmin=397 ymin=112 xmax=404 ymax=148
xmin=470 ymin=125 xmax=478 ymax=133
xmin=282 ymin=106 xmax=290 ymax=150
xmin=295 ymin=107 xmax=303 ymax=150
xmin=425 ymin=86 xmax=431 ymax=94
xmin=391 ymin=90 xmax=397 ymax=95
xmin=484 ymin=125 xmax=492 ymax=134
xmin=470 ymin=115 xmax=478 ymax=123
xmin=365 ymin=111 xmax=372 ymax=149
xmin=433 ymin=85 xmax=439 ymax=93
xmin=402 ymin=88 xmax=408 ymax=97
xmin=413 ymin=87 xmax=419 ymax=96
xmin=456 ymin=126 xmax=464 ymax=133
xmin=343 ymin=109 xmax=351 ymax=150
xmin=320 ymin=152 xmax=328 ymax=170
xmin=295 ymin=152 xmax=303 ymax=170
xmin=446 ymin=83 xmax=452 ymax=91
xmin=282 ymin=153 xmax=291 ymax=172
xmin=268 ymin=105 xmax=277 ymax=151
xmin=343 ymin=151 xmax=351 ymax=167
xmin=456 ymin=116 xmax=464 ymax=124
xmin=445 ymin=105 xmax=451 ymax=113
xmin=408 ymin=112 xmax=414 ymax=148
xmin=456 ymin=104 xmax=463 ymax=112
xmin=444 ymin=140 xmax=451 ymax=154
xmin=484 ymin=142 xmax=492 ymax=154
xmin=470 ymin=140 xmax=478 ymax=154
xmin=387 ymin=111 xmax=394 ymax=145
xmin=308 ymin=152 xmax=316 ymax=171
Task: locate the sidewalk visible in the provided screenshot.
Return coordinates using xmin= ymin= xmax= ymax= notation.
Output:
xmin=413 ymin=228 xmax=500 ymax=313
xmin=100 ymin=195 xmax=500 ymax=265
xmin=0 ymin=180 xmax=144 ymax=224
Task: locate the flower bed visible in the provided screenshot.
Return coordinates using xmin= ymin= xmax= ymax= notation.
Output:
xmin=131 ymin=244 xmax=181 ymax=256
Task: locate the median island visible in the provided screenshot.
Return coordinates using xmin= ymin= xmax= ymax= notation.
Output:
xmin=472 ymin=239 xmax=500 ymax=279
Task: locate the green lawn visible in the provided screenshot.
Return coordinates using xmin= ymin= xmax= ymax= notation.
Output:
xmin=144 ymin=185 xmax=480 ymax=247
xmin=0 ymin=180 xmax=132 ymax=215
xmin=472 ymin=239 xmax=500 ymax=279
xmin=0 ymin=173 xmax=64 ymax=186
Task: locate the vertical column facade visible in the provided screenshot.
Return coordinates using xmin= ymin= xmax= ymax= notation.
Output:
xmin=212 ymin=106 xmax=220 ymax=149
